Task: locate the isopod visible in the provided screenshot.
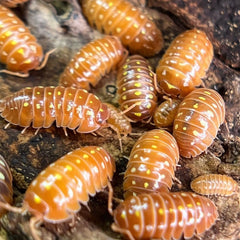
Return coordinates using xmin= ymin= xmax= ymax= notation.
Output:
xmin=0 ymin=146 xmax=115 ymax=240
xmin=59 ymin=35 xmax=126 ymax=90
xmin=0 ymin=155 xmax=13 ymax=217
xmin=156 ymin=29 xmax=213 ymax=98
xmin=191 ymin=174 xmax=239 ymax=196
xmin=0 ymin=86 xmax=109 ymax=135
xmin=0 ymin=5 xmax=53 ymax=77
xmin=173 ymin=88 xmax=225 ymax=158
xmin=153 ymin=98 xmax=181 ymax=128
xmin=112 ymin=192 xmax=218 ymax=240
xmin=81 ymin=0 xmax=164 ymax=57
xmin=0 ymin=0 xmax=29 ymax=8
xmin=117 ymin=55 xmax=158 ymax=122
xmin=123 ymin=129 xmax=179 ymax=198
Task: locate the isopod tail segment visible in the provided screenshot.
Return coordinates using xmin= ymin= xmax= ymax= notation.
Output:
xmin=0 ymin=48 xmax=56 ymax=78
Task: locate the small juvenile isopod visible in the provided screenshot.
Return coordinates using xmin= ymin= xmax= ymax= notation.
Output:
xmin=0 ymin=5 xmax=53 ymax=76
xmin=112 ymin=192 xmax=218 ymax=240
xmin=153 ymin=98 xmax=181 ymax=128
xmin=81 ymin=0 xmax=164 ymax=57
xmin=117 ymin=55 xmax=158 ymax=122
xmin=0 ymin=0 xmax=29 ymax=8
xmin=173 ymin=88 xmax=225 ymax=158
xmin=191 ymin=174 xmax=239 ymax=196
xmin=156 ymin=29 xmax=213 ymax=98
xmin=0 ymin=146 xmax=115 ymax=240
xmin=59 ymin=35 xmax=126 ymax=90
xmin=0 ymin=86 xmax=109 ymax=135
xmin=123 ymin=129 xmax=179 ymax=198
xmin=0 ymin=155 xmax=13 ymax=217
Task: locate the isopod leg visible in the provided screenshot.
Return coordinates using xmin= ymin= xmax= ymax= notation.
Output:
xmin=111 ymin=223 xmax=135 ymax=240
xmin=0 ymin=69 xmax=29 ymax=78
xmin=35 ymin=48 xmax=56 ymax=71
xmin=29 ymin=216 xmax=43 ymax=240
xmin=0 ymin=202 xmax=24 ymax=214
xmin=106 ymin=123 xmax=123 ymax=152
xmin=107 ymin=180 xmax=114 ymax=216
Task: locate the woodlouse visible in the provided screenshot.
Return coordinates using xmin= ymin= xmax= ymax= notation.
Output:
xmin=123 ymin=129 xmax=179 ymax=198
xmin=153 ymin=98 xmax=181 ymax=128
xmin=59 ymin=35 xmax=126 ymax=90
xmin=117 ymin=55 xmax=158 ymax=122
xmin=0 ymin=155 xmax=13 ymax=217
xmin=112 ymin=192 xmax=218 ymax=240
xmin=0 ymin=0 xmax=29 ymax=8
xmin=0 ymin=146 xmax=115 ymax=240
xmin=0 ymin=86 xmax=109 ymax=135
xmin=173 ymin=88 xmax=225 ymax=158
xmin=0 ymin=5 xmax=53 ymax=76
xmin=156 ymin=29 xmax=213 ymax=98
xmin=81 ymin=0 xmax=164 ymax=57
xmin=191 ymin=174 xmax=239 ymax=196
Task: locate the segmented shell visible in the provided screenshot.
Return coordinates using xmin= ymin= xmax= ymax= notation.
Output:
xmin=173 ymin=88 xmax=225 ymax=158
xmin=0 ymin=0 xmax=29 ymax=8
xmin=191 ymin=174 xmax=239 ymax=196
xmin=112 ymin=192 xmax=218 ymax=240
xmin=123 ymin=129 xmax=179 ymax=198
xmin=156 ymin=29 xmax=213 ymax=98
xmin=81 ymin=0 xmax=164 ymax=57
xmin=117 ymin=55 xmax=158 ymax=122
xmin=59 ymin=36 xmax=125 ymax=90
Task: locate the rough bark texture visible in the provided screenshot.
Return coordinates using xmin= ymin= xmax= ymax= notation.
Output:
xmin=0 ymin=0 xmax=239 ymax=240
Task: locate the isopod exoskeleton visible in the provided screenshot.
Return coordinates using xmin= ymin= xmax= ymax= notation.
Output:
xmin=0 ymin=155 xmax=13 ymax=217
xmin=0 ymin=86 xmax=109 ymax=135
xmin=81 ymin=0 xmax=164 ymax=57
xmin=173 ymin=88 xmax=225 ymax=158
xmin=123 ymin=129 xmax=179 ymax=198
xmin=156 ymin=29 xmax=213 ymax=98
xmin=0 ymin=5 xmax=52 ymax=76
xmin=112 ymin=192 xmax=218 ymax=240
xmin=0 ymin=0 xmax=29 ymax=8
xmin=117 ymin=55 xmax=158 ymax=122
xmin=191 ymin=174 xmax=239 ymax=196
xmin=153 ymin=98 xmax=181 ymax=128
xmin=59 ymin=35 xmax=126 ymax=90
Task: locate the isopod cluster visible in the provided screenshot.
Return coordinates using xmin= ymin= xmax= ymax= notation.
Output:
xmin=0 ymin=1 xmax=238 ymax=240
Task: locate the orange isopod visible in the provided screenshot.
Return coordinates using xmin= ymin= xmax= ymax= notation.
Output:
xmin=173 ymin=88 xmax=225 ymax=158
xmin=0 ymin=86 xmax=109 ymax=135
xmin=0 ymin=0 xmax=29 ymax=8
xmin=0 ymin=5 xmax=52 ymax=76
xmin=112 ymin=192 xmax=218 ymax=240
xmin=153 ymin=98 xmax=181 ymax=128
xmin=123 ymin=129 xmax=179 ymax=198
xmin=81 ymin=0 xmax=164 ymax=57
xmin=191 ymin=174 xmax=239 ymax=196
xmin=156 ymin=29 xmax=213 ymax=98
xmin=0 ymin=155 xmax=13 ymax=217
xmin=117 ymin=55 xmax=158 ymax=122
xmin=59 ymin=35 xmax=126 ymax=90
xmin=0 ymin=146 xmax=115 ymax=240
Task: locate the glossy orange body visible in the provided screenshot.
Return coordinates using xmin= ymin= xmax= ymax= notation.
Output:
xmin=0 ymin=5 xmax=43 ymax=73
xmin=0 ymin=0 xmax=29 ymax=7
xmin=112 ymin=192 xmax=218 ymax=240
xmin=191 ymin=174 xmax=239 ymax=196
xmin=123 ymin=129 xmax=179 ymax=198
xmin=23 ymin=146 xmax=115 ymax=223
xmin=156 ymin=29 xmax=213 ymax=98
xmin=82 ymin=0 xmax=163 ymax=57
xmin=117 ymin=55 xmax=157 ymax=122
xmin=59 ymin=36 xmax=125 ymax=90
xmin=105 ymin=103 xmax=132 ymax=137
xmin=0 ymin=86 xmax=109 ymax=133
xmin=153 ymin=99 xmax=181 ymax=128
xmin=173 ymin=88 xmax=225 ymax=158
xmin=0 ymin=155 xmax=13 ymax=217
